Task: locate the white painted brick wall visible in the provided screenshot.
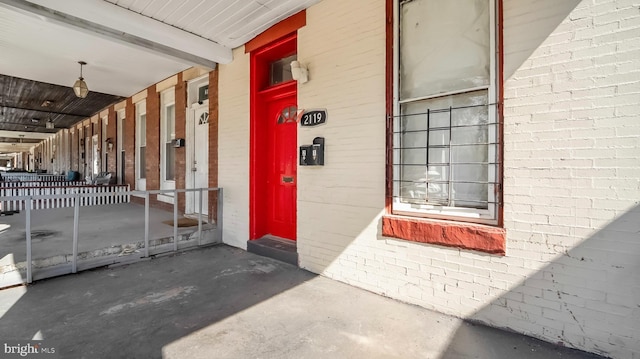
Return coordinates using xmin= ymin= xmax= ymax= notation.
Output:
xmin=489 ymin=0 xmax=640 ymax=356
xmin=296 ymin=0 xmax=640 ymax=358
xmin=218 ymin=47 xmax=250 ymax=249
xmin=217 ymin=0 xmax=640 ymax=357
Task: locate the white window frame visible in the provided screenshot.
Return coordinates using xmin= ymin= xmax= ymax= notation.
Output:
xmin=116 ymin=109 xmax=125 ymax=185
xmin=392 ymin=0 xmax=499 ymax=225
xmin=159 ymin=88 xmax=176 ymax=204
xmin=101 ymin=116 xmax=108 ymax=173
xmin=135 ymin=101 xmax=146 ymax=191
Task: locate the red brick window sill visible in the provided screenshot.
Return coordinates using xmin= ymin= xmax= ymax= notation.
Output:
xmin=382 ymin=215 xmax=506 ymax=255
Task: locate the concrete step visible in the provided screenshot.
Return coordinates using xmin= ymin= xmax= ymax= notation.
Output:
xmin=247 ymin=236 xmax=298 ymax=266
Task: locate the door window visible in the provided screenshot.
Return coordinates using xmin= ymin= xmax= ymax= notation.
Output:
xmin=277 ymin=105 xmax=298 ymax=124
xmin=269 ymin=54 xmax=297 ymax=86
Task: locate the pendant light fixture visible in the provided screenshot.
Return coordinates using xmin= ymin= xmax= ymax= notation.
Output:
xmin=46 ymin=114 xmax=54 ymax=129
xmin=73 ymin=61 xmax=89 ymax=98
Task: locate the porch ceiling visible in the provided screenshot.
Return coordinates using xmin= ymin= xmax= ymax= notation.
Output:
xmin=104 ymin=0 xmax=319 ymax=49
xmin=0 ymin=0 xmax=319 ymax=154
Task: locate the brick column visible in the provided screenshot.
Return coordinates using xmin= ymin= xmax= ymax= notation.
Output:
xmin=208 ymin=69 xmax=219 ymax=223
xmin=146 ymin=85 xmax=160 ymax=195
xmin=175 ymin=72 xmax=187 ymax=213
xmin=124 ymin=99 xmax=135 ymax=189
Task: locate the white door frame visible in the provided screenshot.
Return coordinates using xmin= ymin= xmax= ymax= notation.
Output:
xmin=159 ymin=88 xmax=176 ymax=204
xmin=116 ymin=109 xmax=125 ymax=185
xmin=185 ymin=101 xmax=209 ymax=214
xmin=92 ymin=134 xmax=99 ymax=177
xmin=185 ymin=75 xmax=209 ymax=215
xmin=85 ymin=134 xmax=90 ymax=180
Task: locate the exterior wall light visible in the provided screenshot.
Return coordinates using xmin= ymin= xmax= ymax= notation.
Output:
xmin=290 ymin=60 xmax=308 ymax=84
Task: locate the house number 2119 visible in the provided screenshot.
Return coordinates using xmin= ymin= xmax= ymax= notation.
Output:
xmin=300 ymin=109 xmax=327 ymax=127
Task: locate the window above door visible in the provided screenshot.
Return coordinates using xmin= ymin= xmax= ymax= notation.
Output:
xmin=270 ymin=54 xmax=297 ymax=86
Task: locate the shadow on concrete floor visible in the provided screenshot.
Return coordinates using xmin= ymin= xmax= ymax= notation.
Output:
xmin=0 ymin=245 xmax=605 ymax=359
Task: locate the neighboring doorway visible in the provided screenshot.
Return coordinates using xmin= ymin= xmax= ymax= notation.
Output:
xmin=92 ymin=134 xmax=99 ymax=177
xmin=186 ymin=75 xmax=210 ymax=218
xmin=250 ymin=33 xmax=298 ymax=241
xmin=101 ymin=117 xmax=108 ymax=173
xmin=116 ymin=109 xmax=125 ymax=185
xmin=84 ymin=132 xmax=90 ymax=180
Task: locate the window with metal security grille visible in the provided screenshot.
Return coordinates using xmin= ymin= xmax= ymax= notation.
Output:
xmin=392 ymin=0 xmax=500 ymax=224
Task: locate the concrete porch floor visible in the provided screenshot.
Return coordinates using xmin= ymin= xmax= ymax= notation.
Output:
xmin=0 ymin=245 xmax=604 ymax=359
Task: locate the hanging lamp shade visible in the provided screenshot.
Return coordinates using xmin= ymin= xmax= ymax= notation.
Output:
xmin=73 ymin=61 xmax=89 ymax=98
xmin=73 ymin=78 xmax=88 ymax=98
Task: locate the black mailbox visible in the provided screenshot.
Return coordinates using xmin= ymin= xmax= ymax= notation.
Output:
xmin=172 ymin=138 xmax=185 ymax=148
xmin=300 ymin=137 xmax=324 ymax=166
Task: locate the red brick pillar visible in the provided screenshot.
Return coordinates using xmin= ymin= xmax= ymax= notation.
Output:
xmin=175 ymin=72 xmax=187 ymax=213
xmin=146 ymin=85 xmax=160 ymax=199
xmin=209 ymin=69 xmax=219 ymax=223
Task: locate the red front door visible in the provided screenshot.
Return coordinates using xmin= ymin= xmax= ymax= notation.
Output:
xmin=250 ymin=33 xmax=298 ymax=241
xmin=264 ymin=91 xmax=297 ymax=239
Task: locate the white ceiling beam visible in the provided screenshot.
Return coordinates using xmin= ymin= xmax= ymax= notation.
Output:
xmin=0 ymin=144 xmax=35 ymax=153
xmin=0 ymin=129 xmax=44 ymax=153
xmin=0 ymin=0 xmax=233 ymax=67
xmin=0 ymin=130 xmax=51 ymax=140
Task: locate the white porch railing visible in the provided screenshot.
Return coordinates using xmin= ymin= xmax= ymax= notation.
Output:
xmin=0 ymin=184 xmax=130 ymax=212
xmin=2 ymin=187 xmax=222 ymax=284
xmin=0 ymin=180 xmax=87 ymax=188
xmin=1 ymin=173 xmax=67 ymax=182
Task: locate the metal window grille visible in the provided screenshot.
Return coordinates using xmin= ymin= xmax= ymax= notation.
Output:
xmin=392 ymin=102 xmax=499 ymax=211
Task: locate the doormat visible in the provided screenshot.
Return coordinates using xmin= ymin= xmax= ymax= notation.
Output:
xmin=162 ymin=218 xmax=200 ymax=227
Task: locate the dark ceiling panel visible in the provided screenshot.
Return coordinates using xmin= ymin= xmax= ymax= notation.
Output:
xmin=0 ymin=74 xmax=124 ymax=133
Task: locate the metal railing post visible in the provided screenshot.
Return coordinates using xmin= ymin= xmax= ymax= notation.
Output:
xmin=72 ymin=193 xmax=80 ymax=273
xmin=216 ymin=188 xmax=223 ymax=242
xmin=26 ymin=197 xmax=32 ymax=283
xmin=144 ymin=192 xmax=149 ymax=257
xmin=173 ymin=189 xmax=178 ymax=251
xmin=198 ymin=188 xmax=203 ymax=246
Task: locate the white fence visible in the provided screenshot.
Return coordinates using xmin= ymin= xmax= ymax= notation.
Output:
xmin=0 ymin=184 xmax=130 ymax=211
xmin=0 ymin=180 xmax=87 ymax=188
xmin=1 ymin=173 xmax=67 ymax=182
